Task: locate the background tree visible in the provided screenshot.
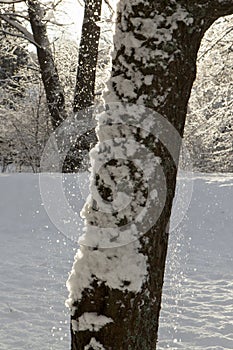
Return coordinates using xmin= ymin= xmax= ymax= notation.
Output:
xmin=0 ymin=0 xmax=105 ymax=171
xmin=62 ymin=0 xmax=103 ymax=172
xmin=66 ymin=1 xmax=233 ymax=349
xmin=73 ymin=0 xmax=102 ymax=113
xmin=0 ymin=7 xmax=51 ymax=172
xmin=184 ymin=14 xmax=233 ymax=172
xmin=27 ymin=0 xmax=68 ymax=129
xmin=0 ymin=44 xmax=51 ymax=172
xmin=1 ymin=1 xmax=232 ymax=173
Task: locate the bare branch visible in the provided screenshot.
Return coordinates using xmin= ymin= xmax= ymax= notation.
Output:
xmin=104 ymin=0 xmax=114 ymax=16
xmin=0 ymin=0 xmax=24 ymax=3
xmin=1 ymin=27 xmax=30 ymax=40
xmin=1 ymin=12 xmax=30 ymax=22
xmin=0 ymin=13 xmax=41 ymax=47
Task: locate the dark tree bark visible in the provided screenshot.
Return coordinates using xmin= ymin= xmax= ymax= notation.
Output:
xmin=63 ymin=0 xmax=102 ymax=172
xmin=67 ymin=1 xmax=233 ymax=349
xmin=27 ymin=0 xmax=67 ymax=130
xmin=73 ymin=0 xmax=102 ymax=113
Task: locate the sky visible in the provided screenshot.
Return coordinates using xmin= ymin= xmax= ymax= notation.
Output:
xmin=14 ymin=0 xmax=85 ymax=43
xmin=13 ymin=0 xmax=117 ymax=45
xmin=56 ymin=0 xmax=84 ymax=40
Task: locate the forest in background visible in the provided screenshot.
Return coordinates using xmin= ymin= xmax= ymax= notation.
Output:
xmin=0 ymin=1 xmax=232 ymax=173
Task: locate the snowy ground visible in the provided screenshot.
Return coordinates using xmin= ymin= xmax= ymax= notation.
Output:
xmin=0 ymin=172 xmax=232 ymax=349
xmin=159 ymin=173 xmax=233 ymax=350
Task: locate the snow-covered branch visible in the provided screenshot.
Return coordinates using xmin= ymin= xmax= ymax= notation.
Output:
xmin=0 ymin=14 xmax=40 ymax=47
xmin=0 ymin=0 xmax=24 ymax=3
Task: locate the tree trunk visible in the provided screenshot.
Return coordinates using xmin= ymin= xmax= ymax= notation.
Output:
xmin=67 ymin=1 xmax=233 ymax=349
xmin=28 ymin=0 xmax=67 ymax=129
xmin=73 ymin=0 xmax=102 ymax=113
xmin=63 ymin=0 xmax=102 ymax=172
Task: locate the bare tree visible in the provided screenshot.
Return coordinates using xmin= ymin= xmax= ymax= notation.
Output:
xmin=0 ymin=12 xmax=51 ymax=172
xmin=184 ymin=15 xmax=233 ymax=172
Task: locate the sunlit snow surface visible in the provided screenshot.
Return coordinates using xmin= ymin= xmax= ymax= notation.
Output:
xmin=0 ymin=172 xmax=232 ymax=349
xmin=159 ymin=173 xmax=233 ymax=350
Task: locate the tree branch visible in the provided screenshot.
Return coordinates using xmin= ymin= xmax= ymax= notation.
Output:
xmin=0 ymin=0 xmax=24 ymax=3
xmin=0 ymin=13 xmax=40 ymax=47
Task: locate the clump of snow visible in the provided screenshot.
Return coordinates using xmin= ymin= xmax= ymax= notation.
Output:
xmin=168 ymin=4 xmax=194 ymax=29
xmin=84 ymin=337 xmax=106 ymax=350
xmin=79 ymin=104 xmax=175 ymax=248
xmin=104 ymin=1 xmax=194 ymax=106
xmin=144 ymin=75 xmax=154 ymax=86
xmin=111 ymin=76 xmax=138 ymax=99
xmin=66 ymin=101 xmax=183 ymax=309
xmin=66 ymin=239 xmax=148 ymax=309
xmin=78 ymin=312 xmax=113 ymax=332
xmin=71 ymin=319 xmax=79 ymax=333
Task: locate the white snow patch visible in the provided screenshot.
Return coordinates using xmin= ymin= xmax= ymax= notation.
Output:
xmin=84 ymin=337 xmax=105 ymax=350
xmin=66 ymin=240 xmax=148 ymax=308
xmin=71 ymin=319 xmax=79 ymax=333
xmin=75 ymin=105 xmax=169 ymax=249
xmin=78 ymin=312 xmax=113 ymax=332
xmin=0 ymin=173 xmax=233 ymax=349
xmin=144 ymin=75 xmax=154 ymax=86
xmin=111 ymin=76 xmax=137 ymax=99
xmin=168 ymin=4 xmax=194 ymax=30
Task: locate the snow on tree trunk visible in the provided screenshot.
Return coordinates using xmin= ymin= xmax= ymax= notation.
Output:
xmin=66 ymin=1 xmax=233 ymax=349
